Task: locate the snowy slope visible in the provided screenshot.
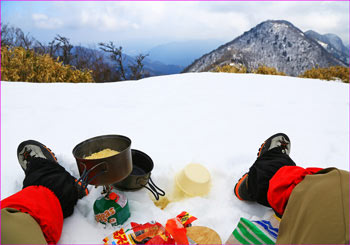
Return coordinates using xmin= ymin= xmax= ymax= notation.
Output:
xmin=1 ymin=73 xmax=349 ymax=244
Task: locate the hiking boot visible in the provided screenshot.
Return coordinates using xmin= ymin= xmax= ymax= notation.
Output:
xmin=17 ymin=140 xmax=58 ymax=171
xmin=75 ymin=179 xmax=89 ymax=199
xmin=234 ymin=173 xmax=254 ymax=201
xmin=257 ymin=133 xmax=291 ymax=158
xmin=17 ymin=140 xmax=89 ymax=199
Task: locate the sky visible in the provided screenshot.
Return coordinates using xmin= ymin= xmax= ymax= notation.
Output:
xmin=1 ymin=1 xmax=349 ymax=53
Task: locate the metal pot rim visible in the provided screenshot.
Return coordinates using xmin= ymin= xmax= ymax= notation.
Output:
xmin=72 ymin=134 xmax=132 ymax=160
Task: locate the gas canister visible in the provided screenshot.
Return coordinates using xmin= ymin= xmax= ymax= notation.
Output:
xmin=93 ymin=189 xmax=130 ymax=226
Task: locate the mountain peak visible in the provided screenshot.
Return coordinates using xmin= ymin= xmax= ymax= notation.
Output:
xmin=184 ymin=20 xmax=347 ymax=75
xmin=305 ymin=30 xmax=349 ymax=64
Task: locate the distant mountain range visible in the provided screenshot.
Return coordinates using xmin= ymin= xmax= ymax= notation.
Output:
xmin=147 ymin=39 xmax=225 ymax=67
xmin=74 ymin=39 xmax=224 ymax=77
xmin=304 ymin=30 xmax=349 ymax=65
xmin=143 ymin=58 xmax=184 ymax=76
xmin=184 ymin=20 xmax=348 ymax=76
xmin=72 ymin=47 xmax=185 ymax=77
xmin=71 ymin=20 xmax=348 ymax=78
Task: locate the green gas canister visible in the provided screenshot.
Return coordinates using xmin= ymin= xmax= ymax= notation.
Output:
xmin=93 ymin=189 xmax=130 ymax=226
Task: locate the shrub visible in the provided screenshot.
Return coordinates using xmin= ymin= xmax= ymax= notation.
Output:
xmin=213 ymin=64 xmax=247 ymax=73
xmin=299 ymin=66 xmax=349 ymax=83
xmin=1 ymin=46 xmax=93 ymax=83
xmin=253 ymin=65 xmax=286 ymax=76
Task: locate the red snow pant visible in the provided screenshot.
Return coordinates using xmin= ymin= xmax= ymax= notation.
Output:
xmin=1 ymin=186 xmax=63 ymax=244
xmin=1 ymin=157 xmax=79 ymax=244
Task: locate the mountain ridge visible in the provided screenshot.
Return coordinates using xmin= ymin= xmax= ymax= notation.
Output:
xmin=304 ymin=30 xmax=349 ymax=65
xmin=184 ymin=20 xmax=347 ymax=76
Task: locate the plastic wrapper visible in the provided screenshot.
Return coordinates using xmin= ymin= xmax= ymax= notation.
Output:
xmin=103 ymin=221 xmax=174 ymax=245
xmin=176 ymin=211 xmax=197 ymax=228
xmin=103 ymin=211 xmax=197 ymax=245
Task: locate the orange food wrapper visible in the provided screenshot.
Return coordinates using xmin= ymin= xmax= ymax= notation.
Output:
xmin=166 ymin=217 xmax=189 ymax=245
xmin=102 ymin=211 xmax=197 ymax=244
xmin=176 ymin=211 xmax=197 ymax=228
xmin=103 ymin=221 xmax=175 ymax=245
xmin=165 ymin=212 xmax=197 ymax=244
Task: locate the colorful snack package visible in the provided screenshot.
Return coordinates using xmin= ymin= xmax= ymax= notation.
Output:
xmin=129 ymin=221 xmax=174 ymax=244
xmin=176 ymin=211 xmax=197 ymax=228
xmin=165 ymin=217 xmax=189 ymax=245
xmin=102 ymin=211 xmax=197 ymax=244
xmin=103 ymin=221 xmax=175 ymax=245
xmin=103 ymin=227 xmax=130 ymax=245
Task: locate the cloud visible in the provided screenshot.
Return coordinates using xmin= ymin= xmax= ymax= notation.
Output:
xmin=32 ymin=13 xmax=63 ymax=29
xmin=5 ymin=1 xmax=349 ymax=46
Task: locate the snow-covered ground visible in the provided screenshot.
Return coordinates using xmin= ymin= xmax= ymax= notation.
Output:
xmin=1 ymin=73 xmax=349 ymax=244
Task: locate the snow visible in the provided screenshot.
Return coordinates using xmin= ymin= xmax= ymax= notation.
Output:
xmin=317 ymin=40 xmax=329 ymax=49
xmin=1 ymin=73 xmax=349 ymax=244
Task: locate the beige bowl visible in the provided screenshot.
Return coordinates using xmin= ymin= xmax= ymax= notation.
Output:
xmin=175 ymin=163 xmax=211 ymax=196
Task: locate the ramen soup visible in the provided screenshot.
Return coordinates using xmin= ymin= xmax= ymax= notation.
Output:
xmin=85 ymin=148 xmax=120 ymax=159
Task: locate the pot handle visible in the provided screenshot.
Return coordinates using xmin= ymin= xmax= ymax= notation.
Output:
xmin=141 ymin=177 xmax=165 ymax=201
xmin=77 ymin=161 xmax=108 ymax=186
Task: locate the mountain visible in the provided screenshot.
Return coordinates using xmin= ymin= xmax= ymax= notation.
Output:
xmin=147 ymin=39 xmax=224 ymax=67
xmin=304 ymin=30 xmax=349 ymax=65
xmin=143 ymin=58 xmax=184 ymax=76
xmin=184 ymin=20 xmax=347 ymax=76
xmin=71 ymin=46 xmax=183 ymax=78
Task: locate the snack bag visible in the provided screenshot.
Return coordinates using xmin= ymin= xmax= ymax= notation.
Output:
xmin=102 ymin=211 xmax=197 ymax=245
xmin=176 ymin=211 xmax=197 ymax=228
xmin=165 ymin=217 xmax=188 ymax=245
xmin=165 ymin=211 xmax=198 ymax=244
xmin=103 ymin=227 xmax=131 ymax=245
xmin=103 ymin=221 xmax=175 ymax=245
xmin=129 ymin=221 xmax=174 ymax=244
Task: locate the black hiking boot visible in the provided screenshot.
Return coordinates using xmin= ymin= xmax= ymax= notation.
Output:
xmin=75 ymin=179 xmax=89 ymax=199
xmin=234 ymin=173 xmax=254 ymax=201
xmin=17 ymin=140 xmax=58 ymax=171
xmin=257 ymin=133 xmax=291 ymax=158
xmin=17 ymin=140 xmax=89 ymax=199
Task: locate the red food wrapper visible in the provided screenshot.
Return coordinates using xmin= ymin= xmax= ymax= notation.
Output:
xmin=165 ymin=211 xmax=197 ymax=244
xmin=166 ymin=217 xmax=189 ymax=245
xmin=130 ymin=221 xmax=174 ymax=244
xmin=103 ymin=211 xmax=197 ymax=244
xmin=103 ymin=221 xmax=175 ymax=244
xmin=176 ymin=211 xmax=197 ymax=228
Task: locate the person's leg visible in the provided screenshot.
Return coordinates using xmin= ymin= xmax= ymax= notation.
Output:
xmin=234 ymin=133 xmax=296 ymax=207
xmin=1 ymin=140 xmax=88 ymax=244
xmin=1 ymin=207 xmax=47 ymax=244
xmin=247 ymin=147 xmax=296 ymax=207
xmin=17 ymin=140 xmax=88 ymax=217
xmin=22 ymin=157 xmax=79 ymax=218
xmin=1 ymin=185 xmax=63 ymax=244
xmin=276 ymin=168 xmax=349 ymax=244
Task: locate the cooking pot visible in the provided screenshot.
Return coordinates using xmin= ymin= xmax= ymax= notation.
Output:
xmin=72 ymin=135 xmax=132 ymax=186
xmin=113 ymin=149 xmax=165 ymax=200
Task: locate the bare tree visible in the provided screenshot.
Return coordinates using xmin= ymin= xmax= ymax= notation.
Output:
xmin=129 ymin=53 xmax=149 ymax=80
xmin=74 ymin=45 xmax=120 ymax=82
xmin=99 ymin=41 xmax=127 ymax=80
xmin=15 ymin=28 xmax=35 ymax=49
xmin=55 ymin=35 xmax=75 ymax=65
xmin=1 ymin=24 xmax=15 ymax=47
xmin=1 ymin=23 xmax=35 ymax=49
xmin=34 ymin=39 xmax=60 ymax=57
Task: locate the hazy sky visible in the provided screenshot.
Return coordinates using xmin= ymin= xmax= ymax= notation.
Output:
xmin=1 ymin=1 xmax=349 ymax=53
